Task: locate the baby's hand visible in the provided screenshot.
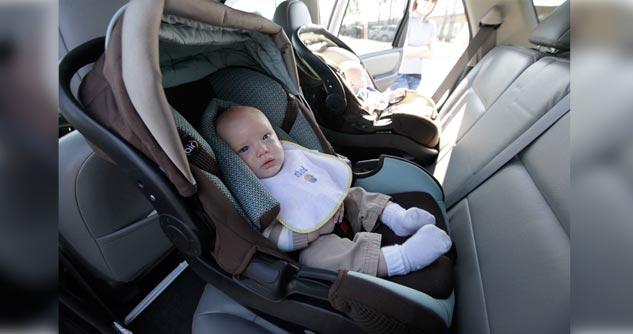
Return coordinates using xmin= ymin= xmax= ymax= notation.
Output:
xmin=307 ymin=205 xmax=345 ymax=243
xmin=333 ymin=205 xmax=344 ymax=224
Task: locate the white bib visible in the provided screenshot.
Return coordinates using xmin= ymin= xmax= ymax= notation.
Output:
xmin=260 ymin=142 xmax=352 ymax=233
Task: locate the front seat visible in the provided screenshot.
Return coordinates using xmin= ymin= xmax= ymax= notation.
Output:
xmin=59 ymin=130 xmax=172 ymax=284
xmin=59 ymin=0 xmax=173 ymax=286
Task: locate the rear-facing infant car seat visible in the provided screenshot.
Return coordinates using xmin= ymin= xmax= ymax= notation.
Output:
xmin=60 ymin=0 xmax=455 ymax=332
xmin=274 ymin=0 xmax=440 ymax=164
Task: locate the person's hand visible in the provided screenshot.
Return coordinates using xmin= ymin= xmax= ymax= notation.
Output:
xmin=331 ymin=205 xmax=345 ymax=224
xmin=307 ymin=205 xmax=345 ymax=243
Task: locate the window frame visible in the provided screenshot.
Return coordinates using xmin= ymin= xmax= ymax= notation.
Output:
xmin=335 ymin=0 xmax=413 ymax=50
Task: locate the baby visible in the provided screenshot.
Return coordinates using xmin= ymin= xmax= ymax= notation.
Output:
xmin=216 ymin=105 xmax=451 ymax=277
xmin=339 ymin=60 xmax=406 ymax=112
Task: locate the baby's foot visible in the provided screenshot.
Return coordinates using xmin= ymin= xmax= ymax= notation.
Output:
xmin=381 ymin=224 xmax=452 ymax=276
xmin=380 ymin=202 xmax=436 ymax=237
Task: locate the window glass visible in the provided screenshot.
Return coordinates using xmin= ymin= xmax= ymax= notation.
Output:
xmin=413 ymin=0 xmax=469 ymax=96
xmin=224 ymin=0 xmax=286 ymax=20
xmin=338 ymin=0 xmax=409 ymax=54
xmin=318 ymin=0 xmax=337 ymax=26
xmin=532 ymin=0 xmax=566 ymax=22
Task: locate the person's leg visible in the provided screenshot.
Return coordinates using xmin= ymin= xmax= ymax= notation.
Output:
xmin=345 ymin=187 xmax=435 ymax=237
xmin=299 ymin=232 xmax=383 ymax=276
xmin=344 ymin=187 xmax=391 ymax=233
xmin=405 ymin=74 xmax=422 ymax=90
xmin=389 ymin=73 xmax=409 ymax=91
xmin=298 ymin=225 xmax=451 ymax=277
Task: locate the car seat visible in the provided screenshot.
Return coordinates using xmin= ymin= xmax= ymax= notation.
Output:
xmin=274 ymin=0 xmax=443 ymax=164
xmin=59 ymin=0 xmax=455 ymax=332
xmin=294 ymin=26 xmax=440 ymax=145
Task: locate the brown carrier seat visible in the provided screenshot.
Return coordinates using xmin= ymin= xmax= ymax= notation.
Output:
xmin=60 ymin=0 xmax=456 ymax=333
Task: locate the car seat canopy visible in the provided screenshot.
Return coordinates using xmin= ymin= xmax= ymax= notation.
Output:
xmin=88 ymin=0 xmax=304 ymax=197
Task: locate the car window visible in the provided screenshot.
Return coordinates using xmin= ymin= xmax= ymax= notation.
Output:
xmin=338 ymin=0 xmax=409 ymax=54
xmin=224 ymin=0 xmax=287 ymax=20
xmin=406 ymin=0 xmax=470 ymax=96
xmin=532 ymin=0 xmax=566 ymax=22
xmin=318 ymin=0 xmax=337 ymax=26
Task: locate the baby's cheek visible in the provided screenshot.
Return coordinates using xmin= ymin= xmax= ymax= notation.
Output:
xmin=246 ymin=159 xmax=259 ymax=173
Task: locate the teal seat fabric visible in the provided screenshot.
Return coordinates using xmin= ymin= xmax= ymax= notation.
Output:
xmin=206 ymin=67 xmax=322 ymax=151
xmin=171 ymin=108 xmax=248 ymax=220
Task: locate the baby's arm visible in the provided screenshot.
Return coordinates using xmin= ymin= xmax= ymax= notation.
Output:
xmin=262 ymin=222 xmax=310 ymax=252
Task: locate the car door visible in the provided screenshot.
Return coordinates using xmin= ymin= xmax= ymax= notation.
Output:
xmin=328 ymin=0 xmax=410 ymax=91
xmin=329 ymin=0 xmax=470 ymax=96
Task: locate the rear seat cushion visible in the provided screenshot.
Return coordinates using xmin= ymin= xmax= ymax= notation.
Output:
xmin=448 ymin=115 xmax=569 ymax=333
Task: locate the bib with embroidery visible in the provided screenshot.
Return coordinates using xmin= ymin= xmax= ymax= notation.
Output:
xmin=260 ymin=142 xmax=352 ymax=233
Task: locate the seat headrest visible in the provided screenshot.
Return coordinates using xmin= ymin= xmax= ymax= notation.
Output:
xmin=529 ymin=0 xmax=570 ymax=51
xmin=273 ymin=0 xmax=313 ymax=38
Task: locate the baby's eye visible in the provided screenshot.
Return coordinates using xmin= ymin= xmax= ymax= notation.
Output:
xmin=262 ymin=133 xmax=272 ymax=141
xmin=237 ymin=146 xmax=249 ymax=154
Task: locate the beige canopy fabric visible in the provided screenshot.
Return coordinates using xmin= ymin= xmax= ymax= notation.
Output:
xmin=118 ymin=0 xmax=301 ymax=188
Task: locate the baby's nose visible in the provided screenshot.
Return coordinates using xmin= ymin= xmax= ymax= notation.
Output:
xmin=256 ymin=142 xmax=269 ymax=156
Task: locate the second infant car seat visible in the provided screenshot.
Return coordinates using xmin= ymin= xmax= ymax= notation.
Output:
xmin=61 ymin=0 xmax=455 ymax=332
xmin=273 ymin=0 xmax=440 ymax=165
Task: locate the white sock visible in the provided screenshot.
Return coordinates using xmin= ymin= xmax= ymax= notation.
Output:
xmin=380 ymin=202 xmax=436 ymax=237
xmin=381 ymin=225 xmax=452 ymax=276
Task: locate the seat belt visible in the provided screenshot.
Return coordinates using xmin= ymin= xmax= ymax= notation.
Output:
xmin=446 ymin=94 xmax=570 ymax=207
xmin=432 ymin=8 xmax=503 ymax=107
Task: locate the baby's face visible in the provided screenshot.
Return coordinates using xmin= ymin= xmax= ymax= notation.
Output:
xmin=217 ymin=106 xmax=284 ymax=178
xmin=343 ymin=65 xmax=367 ymax=91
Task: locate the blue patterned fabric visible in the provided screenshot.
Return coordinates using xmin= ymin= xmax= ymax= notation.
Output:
xmin=199 ymin=99 xmax=280 ymax=230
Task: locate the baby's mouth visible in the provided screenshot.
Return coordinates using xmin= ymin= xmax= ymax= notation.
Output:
xmin=261 ymin=158 xmax=275 ymax=169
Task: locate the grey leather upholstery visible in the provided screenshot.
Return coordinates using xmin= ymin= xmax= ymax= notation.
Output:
xmin=529 ymin=0 xmax=570 ymax=51
xmin=430 ymin=5 xmax=571 ymax=332
xmin=59 ymin=131 xmax=172 ymax=283
xmin=192 ymin=284 xmax=287 ymax=334
xmin=59 ymin=0 xmax=128 ymax=92
xmin=59 ymin=0 xmax=127 ymax=54
xmin=437 ymin=45 xmax=541 ymax=153
xmin=272 ymin=0 xmax=312 ymax=38
xmin=448 ymin=113 xmax=570 ymax=334
xmin=437 ymin=58 xmax=570 ymax=333
xmin=436 ymin=57 xmax=570 ymax=199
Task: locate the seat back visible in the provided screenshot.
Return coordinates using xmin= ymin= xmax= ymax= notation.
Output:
xmin=437 ymin=3 xmax=571 ymax=332
xmin=59 ymin=0 xmax=127 ymax=92
xmin=59 ymin=0 xmax=175 ymax=284
xmin=59 ymin=131 xmax=172 ymax=283
xmin=434 ymin=56 xmax=570 ymax=198
xmin=273 ymin=0 xmax=313 ymax=38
